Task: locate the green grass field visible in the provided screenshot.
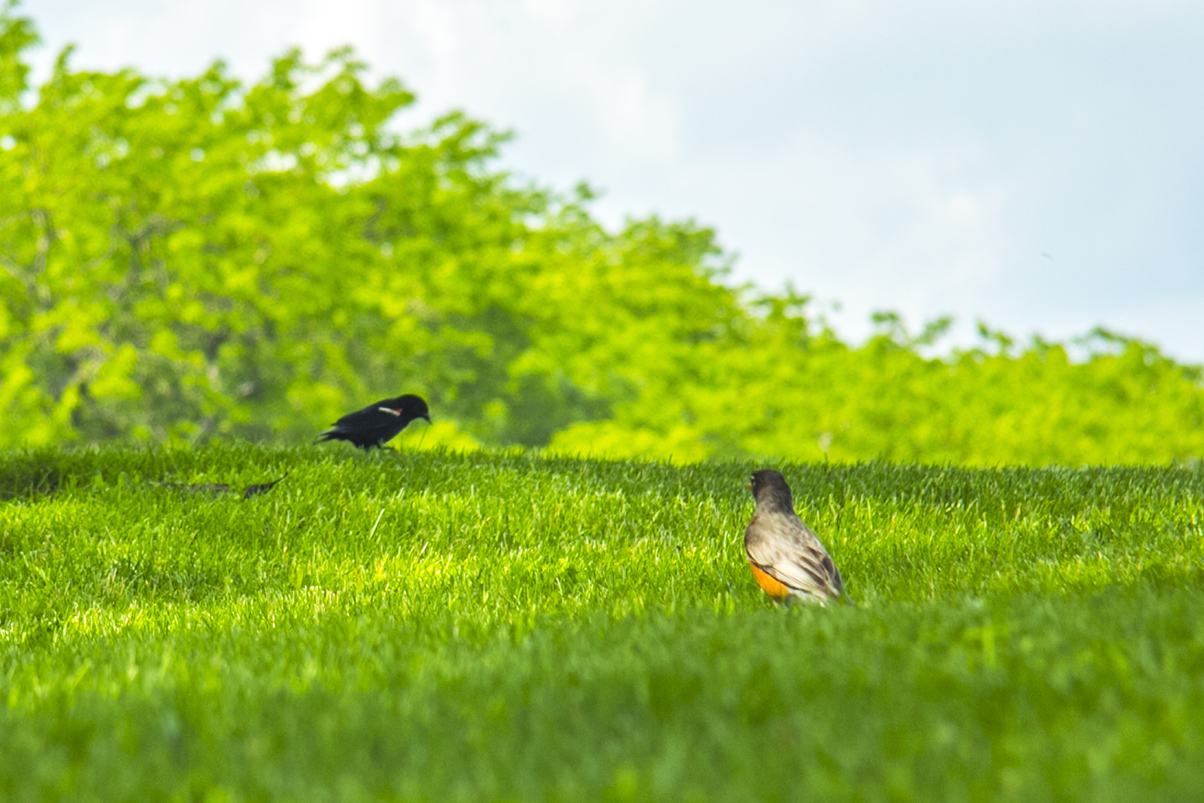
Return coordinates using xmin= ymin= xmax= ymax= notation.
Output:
xmin=2 ymin=444 xmax=1203 ymax=801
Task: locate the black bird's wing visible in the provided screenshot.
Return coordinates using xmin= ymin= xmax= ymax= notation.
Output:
xmin=316 ymin=403 xmax=401 ymax=442
xmin=332 ymin=403 xmax=401 ymax=430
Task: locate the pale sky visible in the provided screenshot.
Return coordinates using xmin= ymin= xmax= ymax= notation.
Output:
xmin=21 ymin=0 xmax=1204 ymax=364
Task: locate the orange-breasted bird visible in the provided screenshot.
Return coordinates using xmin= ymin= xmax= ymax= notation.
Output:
xmin=744 ymin=469 xmax=845 ymax=605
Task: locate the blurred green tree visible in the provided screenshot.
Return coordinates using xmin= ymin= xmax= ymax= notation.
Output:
xmin=2 ymin=3 xmax=1202 ymax=465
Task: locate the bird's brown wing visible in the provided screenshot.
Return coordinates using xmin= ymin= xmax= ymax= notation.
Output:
xmin=745 ymin=514 xmax=844 ymax=601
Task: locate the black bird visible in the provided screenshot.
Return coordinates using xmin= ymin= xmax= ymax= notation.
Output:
xmin=317 ymin=394 xmax=431 ymax=450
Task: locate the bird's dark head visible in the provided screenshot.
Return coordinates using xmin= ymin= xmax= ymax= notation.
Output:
xmin=749 ymin=469 xmax=794 ymax=513
xmin=384 ymin=394 xmax=431 ymax=423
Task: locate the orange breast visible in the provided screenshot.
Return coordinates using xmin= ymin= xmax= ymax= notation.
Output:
xmin=749 ymin=562 xmax=792 ymax=599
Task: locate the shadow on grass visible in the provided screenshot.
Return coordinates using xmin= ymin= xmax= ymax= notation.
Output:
xmin=0 ymin=451 xmax=61 ymax=501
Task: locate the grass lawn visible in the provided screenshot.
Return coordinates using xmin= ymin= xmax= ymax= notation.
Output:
xmin=2 ymin=444 xmax=1203 ymax=801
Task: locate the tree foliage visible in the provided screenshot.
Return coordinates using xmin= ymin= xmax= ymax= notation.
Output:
xmin=1 ymin=4 xmax=1202 ymax=465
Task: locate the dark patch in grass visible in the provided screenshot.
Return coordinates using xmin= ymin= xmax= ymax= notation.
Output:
xmin=241 ymin=473 xmax=289 ymax=499
xmin=0 ymin=451 xmax=61 ymax=501
xmin=154 ymin=472 xmax=289 ymax=499
xmin=155 ymin=481 xmax=234 ymax=494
